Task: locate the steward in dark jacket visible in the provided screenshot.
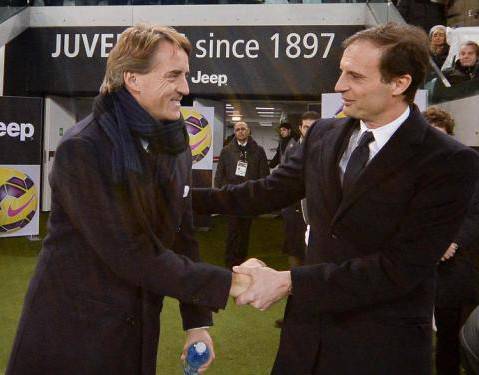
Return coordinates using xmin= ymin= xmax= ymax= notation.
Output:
xmin=215 ymin=136 xmax=269 ymax=187
xmin=215 ymin=123 xmax=269 ymax=268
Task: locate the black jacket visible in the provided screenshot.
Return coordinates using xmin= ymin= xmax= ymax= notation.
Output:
xmin=269 ymin=136 xmax=296 ymax=169
xmin=443 ymin=60 xmax=479 ymax=85
xmin=215 ymin=136 xmax=269 ymax=188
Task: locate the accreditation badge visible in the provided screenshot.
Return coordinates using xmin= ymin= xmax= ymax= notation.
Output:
xmin=235 ymin=160 xmax=248 ymax=177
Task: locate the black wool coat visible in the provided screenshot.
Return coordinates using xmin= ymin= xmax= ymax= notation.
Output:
xmin=193 ymin=107 xmax=479 ymax=375
xmin=7 ymin=109 xmax=231 ymax=375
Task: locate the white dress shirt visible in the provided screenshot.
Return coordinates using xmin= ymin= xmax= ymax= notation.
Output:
xmin=140 ymin=138 xmax=149 ymax=151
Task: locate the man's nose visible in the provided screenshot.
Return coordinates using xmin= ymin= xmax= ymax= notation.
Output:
xmin=335 ymin=73 xmax=347 ymax=93
xmin=178 ymin=75 xmax=189 ymax=96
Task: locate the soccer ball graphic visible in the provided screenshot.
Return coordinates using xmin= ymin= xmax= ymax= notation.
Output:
xmin=182 ymin=108 xmax=212 ymax=164
xmin=334 ymin=107 xmax=347 ymax=119
xmin=0 ymin=167 xmax=38 ymax=234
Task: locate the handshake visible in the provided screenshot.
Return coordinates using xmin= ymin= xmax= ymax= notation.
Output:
xmin=181 ymin=259 xmax=293 ymax=372
xmin=229 ymin=258 xmax=292 ymax=311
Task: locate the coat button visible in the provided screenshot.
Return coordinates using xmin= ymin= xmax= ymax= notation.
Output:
xmin=126 ymin=316 xmax=136 ymax=326
xmin=331 ymin=233 xmax=338 ymax=239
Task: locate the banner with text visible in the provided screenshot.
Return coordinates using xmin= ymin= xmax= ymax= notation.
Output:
xmin=4 ymin=26 xmax=362 ymax=98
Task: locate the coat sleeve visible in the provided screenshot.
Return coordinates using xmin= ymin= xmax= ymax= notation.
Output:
xmin=52 ymin=136 xmax=231 ymax=311
xmin=172 ymin=196 xmax=215 ymax=330
xmin=291 ymin=147 xmax=479 ymax=313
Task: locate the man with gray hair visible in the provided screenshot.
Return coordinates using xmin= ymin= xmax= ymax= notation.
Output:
xmin=6 ymin=24 xmax=249 ymax=375
xmin=443 ymin=41 xmax=479 ymax=84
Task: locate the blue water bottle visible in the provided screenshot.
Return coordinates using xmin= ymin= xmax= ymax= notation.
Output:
xmin=184 ymin=341 xmax=210 ymax=375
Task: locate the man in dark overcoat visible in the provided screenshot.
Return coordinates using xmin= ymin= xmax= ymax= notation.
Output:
xmin=214 ymin=121 xmax=269 ymax=268
xmin=6 ymin=24 xmax=249 ymax=375
xmin=193 ymin=23 xmax=479 ymax=375
xmin=269 ymin=122 xmax=296 ymax=169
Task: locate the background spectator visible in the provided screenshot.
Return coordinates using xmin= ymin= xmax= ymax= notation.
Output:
xmin=430 ymin=25 xmax=450 ymax=69
xmin=424 ymin=106 xmax=479 ymax=375
xmin=424 ymin=106 xmax=455 ymax=134
xmin=269 ymin=122 xmax=296 ymax=169
xmin=215 ymin=121 xmax=269 ymax=269
xmin=443 ymin=41 xmax=479 ymax=84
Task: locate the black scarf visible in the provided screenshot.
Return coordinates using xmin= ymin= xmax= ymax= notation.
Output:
xmin=93 ymin=88 xmax=188 ymax=182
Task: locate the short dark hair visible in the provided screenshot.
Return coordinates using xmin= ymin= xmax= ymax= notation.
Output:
xmin=423 ymin=106 xmax=455 ymax=135
xmin=279 ymin=122 xmax=292 ymax=130
xmin=301 ymin=111 xmax=320 ymax=122
xmin=342 ymin=22 xmax=429 ymax=104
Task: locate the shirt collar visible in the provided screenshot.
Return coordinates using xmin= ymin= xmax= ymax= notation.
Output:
xmin=140 ymin=138 xmax=149 ymax=151
xmin=358 ymin=106 xmax=410 ymax=150
xmin=237 ymin=140 xmax=248 ymax=147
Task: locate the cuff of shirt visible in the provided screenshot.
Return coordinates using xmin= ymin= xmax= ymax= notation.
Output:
xmin=186 ymin=326 xmax=211 ymax=332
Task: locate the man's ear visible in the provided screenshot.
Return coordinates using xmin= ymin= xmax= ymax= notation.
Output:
xmin=124 ymin=71 xmax=140 ymax=93
xmin=391 ymin=74 xmax=412 ymax=97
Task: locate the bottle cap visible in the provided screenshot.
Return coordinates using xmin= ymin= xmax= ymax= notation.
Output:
xmin=194 ymin=342 xmax=207 ymax=354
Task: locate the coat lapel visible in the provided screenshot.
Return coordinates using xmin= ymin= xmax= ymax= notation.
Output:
xmin=318 ymin=117 xmax=358 ymax=219
xmin=331 ymin=107 xmax=427 ymax=226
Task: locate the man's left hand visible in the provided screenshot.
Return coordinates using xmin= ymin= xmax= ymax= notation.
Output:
xmin=181 ymin=328 xmax=215 ymax=373
xmin=233 ymin=266 xmax=292 ymax=311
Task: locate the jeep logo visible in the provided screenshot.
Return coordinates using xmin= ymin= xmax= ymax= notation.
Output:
xmin=0 ymin=122 xmax=35 ymax=141
xmin=191 ymin=71 xmax=228 ymax=87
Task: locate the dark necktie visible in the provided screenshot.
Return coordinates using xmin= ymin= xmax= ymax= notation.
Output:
xmin=342 ymin=131 xmax=375 ymax=195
